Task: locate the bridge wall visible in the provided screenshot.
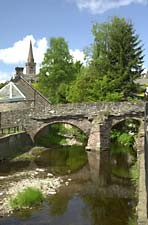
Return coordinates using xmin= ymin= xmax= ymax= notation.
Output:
xmin=0 ymin=132 xmax=33 ymax=159
xmin=0 ymin=101 xmax=145 ymax=152
xmin=48 ymin=102 xmax=145 ymax=118
xmin=137 ymin=122 xmax=148 ymax=224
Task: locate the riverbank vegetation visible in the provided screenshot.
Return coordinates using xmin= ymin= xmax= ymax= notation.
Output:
xmin=9 ymin=187 xmax=44 ymax=210
xmin=110 ymin=119 xmax=140 ymax=151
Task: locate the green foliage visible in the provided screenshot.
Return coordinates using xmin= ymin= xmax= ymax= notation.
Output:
xmin=36 ymin=128 xmax=66 ymax=146
xmin=68 ymin=16 xmax=144 ymax=102
xmin=9 ymin=187 xmax=44 ymax=210
xmin=36 ymin=17 xmax=144 ymax=103
xmin=130 ymin=162 xmax=139 ymax=186
xmin=118 ymin=133 xmax=135 ymax=147
xmin=110 ymin=119 xmax=140 ymax=150
xmin=110 ymin=142 xmax=132 ymax=155
xmin=110 ymin=130 xmax=122 ymax=141
xmin=37 ymin=37 xmax=82 ymax=104
xmin=0 ymin=82 xmax=6 ymax=89
xmin=110 ymin=130 xmax=135 ymax=147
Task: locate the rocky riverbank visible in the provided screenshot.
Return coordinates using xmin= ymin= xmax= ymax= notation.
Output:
xmin=0 ymin=168 xmax=70 ymax=217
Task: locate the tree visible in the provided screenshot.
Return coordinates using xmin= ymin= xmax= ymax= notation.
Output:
xmin=91 ymin=17 xmax=144 ymax=97
xmin=68 ymin=17 xmax=144 ymax=102
xmin=0 ymin=82 xmax=6 ymax=89
xmin=38 ymin=37 xmax=81 ymax=104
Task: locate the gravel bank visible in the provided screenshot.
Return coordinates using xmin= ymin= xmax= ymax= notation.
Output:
xmin=0 ymin=168 xmax=69 ymax=217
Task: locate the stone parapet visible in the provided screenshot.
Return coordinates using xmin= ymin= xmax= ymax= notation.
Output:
xmin=137 ymin=122 xmax=148 ymax=224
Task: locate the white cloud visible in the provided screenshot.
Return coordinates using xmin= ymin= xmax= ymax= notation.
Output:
xmin=70 ymin=49 xmax=85 ymax=63
xmin=71 ymin=0 xmax=147 ymax=14
xmin=0 ymin=35 xmax=86 ymax=82
xmin=0 ymin=35 xmax=48 ymax=81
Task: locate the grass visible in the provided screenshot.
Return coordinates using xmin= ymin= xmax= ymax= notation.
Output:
xmin=14 ymin=153 xmax=35 ymax=160
xmin=9 ymin=187 xmax=44 ymax=210
xmin=13 ymin=147 xmax=46 ymax=161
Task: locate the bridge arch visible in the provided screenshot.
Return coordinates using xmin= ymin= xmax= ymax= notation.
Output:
xmin=33 ymin=119 xmax=91 ymax=145
xmin=109 ymin=117 xmax=142 ymax=152
xmin=111 ymin=116 xmax=142 ymax=129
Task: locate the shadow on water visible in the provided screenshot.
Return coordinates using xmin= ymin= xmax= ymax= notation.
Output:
xmin=0 ymin=144 xmax=137 ymax=225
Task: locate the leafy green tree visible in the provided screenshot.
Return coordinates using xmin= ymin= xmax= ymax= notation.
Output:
xmin=38 ymin=37 xmax=81 ymax=104
xmin=68 ymin=17 xmax=144 ymax=102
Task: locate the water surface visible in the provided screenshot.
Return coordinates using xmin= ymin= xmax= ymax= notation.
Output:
xmin=0 ymin=145 xmax=137 ymax=225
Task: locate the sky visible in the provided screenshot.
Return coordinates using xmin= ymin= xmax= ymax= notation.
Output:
xmin=0 ymin=0 xmax=148 ymax=82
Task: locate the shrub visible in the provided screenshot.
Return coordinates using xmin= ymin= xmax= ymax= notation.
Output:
xmin=110 ymin=130 xmax=121 ymax=141
xmin=9 ymin=187 xmax=44 ymax=210
xmin=118 ymin=133 xmax=135 ymax=147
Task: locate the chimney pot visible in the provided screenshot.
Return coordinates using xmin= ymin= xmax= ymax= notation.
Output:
xmin=15 ymin=67 xmax=24 ymax=76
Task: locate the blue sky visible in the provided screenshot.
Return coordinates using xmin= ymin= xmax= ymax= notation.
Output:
xmin=0 ymin=0 xmax=148 ymax=82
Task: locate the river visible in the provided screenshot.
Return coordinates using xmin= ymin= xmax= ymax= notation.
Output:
xmin=0 ymin=145 xmax=137 ymax=225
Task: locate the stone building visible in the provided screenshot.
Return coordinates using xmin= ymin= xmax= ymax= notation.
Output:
xmin=0 ymin=41 xmax=49 ymax=106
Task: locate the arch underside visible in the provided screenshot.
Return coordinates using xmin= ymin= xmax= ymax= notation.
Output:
xmin=33 ymin=118 xmax=91 ymax=141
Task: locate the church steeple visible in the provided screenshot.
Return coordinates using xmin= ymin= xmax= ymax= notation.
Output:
xmin=25 ymin=40 xmax=36 ymax=78
xmin=28 ymin=41 xmax=34 ymax=63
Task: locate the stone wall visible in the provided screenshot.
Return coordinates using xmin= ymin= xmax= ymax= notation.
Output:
xmin=0 ymin=108 xmax=31 ymax=129
xmin=46 ymin=102 xmax=145 ymax=118
xmin=0 ymin=132 xmax=33 ymax=159
xmin=0 ymin=100 xmax=34 ymax=112
xmin=137 ymin=122 xmax=148 ymax=224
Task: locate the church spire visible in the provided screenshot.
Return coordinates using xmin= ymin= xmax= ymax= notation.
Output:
xmin=27 ymin=40 xmax=34 ymax=63
xmin=25 ymin=40 xmax=36 ymax=81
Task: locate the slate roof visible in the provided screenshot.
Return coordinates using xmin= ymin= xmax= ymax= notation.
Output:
xmin=13 ymin=76 xmax=35 ymax=100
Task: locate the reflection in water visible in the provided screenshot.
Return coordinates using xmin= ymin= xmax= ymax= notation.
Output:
xmin=0 ymin=144 xmax=137 ymax=225
xmin=87 ymin=150 xmax=111 ymax=186
xmin=34 ymin=146 xmax=88 ymax=175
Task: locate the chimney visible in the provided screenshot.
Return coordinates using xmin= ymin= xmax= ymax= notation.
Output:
xmin=15 ymin=67 xmax=24 ymax=76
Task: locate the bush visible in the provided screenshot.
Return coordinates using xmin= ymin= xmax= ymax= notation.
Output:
xmin=9 ymin=187 xmax=44 ymax=210
xmin=110 ymin=130 xmax=121 ymax=141
xmin=118 ymin=133 xmax=135 ymax=147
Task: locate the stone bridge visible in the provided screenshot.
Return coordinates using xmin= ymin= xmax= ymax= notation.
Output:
xmin=0 ymin=101 xmax=145 ymax=152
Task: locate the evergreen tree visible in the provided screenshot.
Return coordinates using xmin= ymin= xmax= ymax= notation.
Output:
xmin=68 ymin=17 xmax=144 ymax=102
xmin=91 ymin=17 xmax=144 ymax=97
